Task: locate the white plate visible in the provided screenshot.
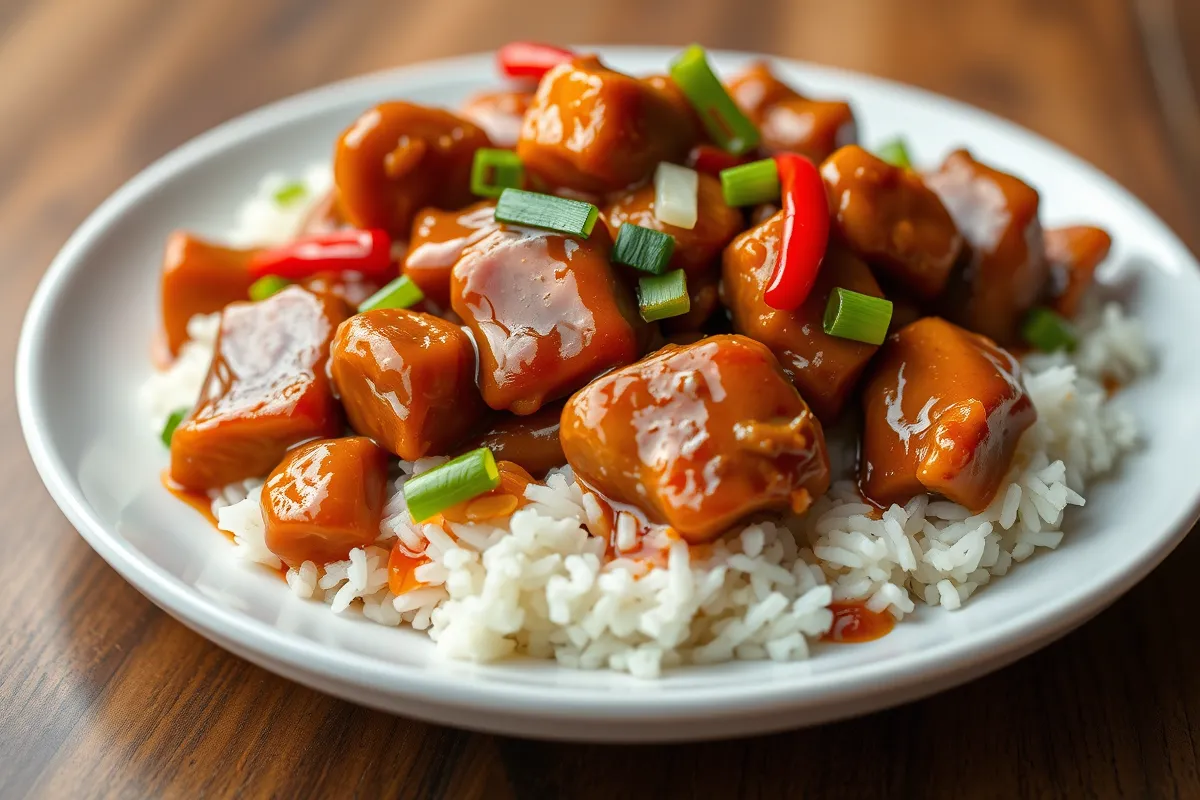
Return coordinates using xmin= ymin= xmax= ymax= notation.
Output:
xmin=16 ymin=47 xmax=1200 ymax=742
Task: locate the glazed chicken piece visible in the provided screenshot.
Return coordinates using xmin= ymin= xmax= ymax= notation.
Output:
xmin=925 ymin=149 xmax=1049 ymax=345
xmin=821 ymin=145 xmax=963 ymax=300
xmin=859 ymin=317 xmax=1036 ymax=511
xmin=602 ymin=171 xmax=743 ymax=330
xmin=160 ymin=232 xmax=256 ymax=356
xmin=402 ymin=201 xmax=499 ymax=309
xmin=726 ymin=61 xmax=856 ymax=162
xmin=722 ymin=211 xmax=886 ymax=422
xmin=334 ymin=102 xmax=492 ymax=237
xmin=169 ymin=286 xmax=349 ymax=490
xmin=262 ymin=437 xmax=391 ymax=566
xmin=517 ymin=56 xmax=696 ymax=193
xmin=451 ymin=224 xmax=644 ymax=415
xmin=1044 ymin=226 xmax=1112 ymax=318
xmin=459 ymin=88 xmax=535 ymax=149
xmin=560 ymin=335 xmax=830 ymax=543
xmin=329 ymin=309 xmax=485 ymax=461
xmin=466 ymin=403 xmax=566 ymax=478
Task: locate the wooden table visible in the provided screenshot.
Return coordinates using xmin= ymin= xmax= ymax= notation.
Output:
xmin=2 ymin=1 xmax=1197 ymax=796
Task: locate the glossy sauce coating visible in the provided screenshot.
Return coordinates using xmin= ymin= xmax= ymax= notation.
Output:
xmin=1045 ymin=225 xmax=1112 ymax=318
xmin=926 ymin=149 xmax=1048 ymax=345
xmin=402 ymin=201 xmax=498 ymax=308
xmin=560 ymin=335 xmax=831 ymax=543
xmin=821 ymin=145 xmax=963 ymax=300
xmin=160 ymin=232 xmax=256 ymax=356
xmin=860 ymin=317 xmax=1036 ymax=511
xmin=721 ymin=211 xmax=885 ymax=422
xmin=170 ymin=286 xmax=349 ymax=491
xmin=329 ymin=308 xmax=485 ymax=460
xmin=334 ymin=101 xmax=492 ymax=237
xmin=467 ymin=403 xmax=566 ymax=478
xmin=726 ymin=61 xmax=856 ymax=162
xmin=262 ymin=437 xmax=390 ymax=566
xmin=459 ymin=88 xmax=535 ymax=149
xmin=451 ymin=224 xmax=643 ymax=415
xmin=517 ymin=56 xmax=696 ymax=193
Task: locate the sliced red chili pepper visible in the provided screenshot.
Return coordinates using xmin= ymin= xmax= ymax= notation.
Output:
xmin=247 ymin=229 xmax=393 ymax=281
xmin=763 ymin=154 xmax=830 ymax=311
xmin=686 ymin=144 xmax=751 ymax=177
xmin=496 ymin=42 xmax=575 ymax=81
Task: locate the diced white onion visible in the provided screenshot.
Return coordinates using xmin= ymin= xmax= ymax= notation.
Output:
xmin=654 ymin=162 xmax=698 ymax=230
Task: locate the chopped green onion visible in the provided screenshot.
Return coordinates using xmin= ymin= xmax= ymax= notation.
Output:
xmin=720 ymin=158 xmax=780 ymax=206
xmin=404 ymin=447 xmax=501 ymax=522
xmin=877 ymin=138 xmax=912 ymax=169
xmin=357 ymin=275 xmax=425 ymax=313
xmin=248 ymin=275 xmax=291 ymax=302
xmin=654 ymin=162 xmax=699 ymax=230
xmin=668 ymin=45 xmax=760 ymax=155
xmin=822 ymin=288 xmax=893 ymax=345
xmin=470 ymin=148 xmax=524 ymax=198
xmin=273 ymin=181 xmax=308 ymax=206
xmin=637 ymin=269 xmax=691 ymax=322
xmin=161 ymin=408 xmax=188 ymax=447
xmin=612 ymin=224 xmax=676 ymax=275
xmin=1021 ymin=307 xmax=1077 ymax=352
xmin=494 ymin=188 xmax=598 ymax=237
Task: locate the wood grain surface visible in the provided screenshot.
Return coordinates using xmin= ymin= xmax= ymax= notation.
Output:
xmin=2 ymin=1 xmax=1198 ymax=797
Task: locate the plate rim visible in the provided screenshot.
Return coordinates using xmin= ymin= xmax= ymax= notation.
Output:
xmin=16 ymin=45 xmax=1200 ymax=728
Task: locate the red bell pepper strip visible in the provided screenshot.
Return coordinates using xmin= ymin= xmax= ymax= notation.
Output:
xmin=763 ymin=154 xmax=829 ymax=311
xmin=497 ymin=42 xmax=575 ymax=81
xmin=247 ymin=229 xmax=393 ymax=281
xmin=686 ymin=144 xmax=751 ymax=178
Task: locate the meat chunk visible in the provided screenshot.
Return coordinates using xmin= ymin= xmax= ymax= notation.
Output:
xmin=925 ymin=149 xmax=1049 ymax=345
xmin=821 ymin=145 xmax=963 ymax=300
xmin=330 ymin=309 xmax=484 ymax=460
xmin=560 ymin=335 xmax=830 ymax=543
xmin=160 ymin=232 xmax=256 ymax=356
xmin=263 ymin=437 xmax=390 ymax=566
xmin=517 ymin=56 xmax=695 ymax=193
xmin=465 ymin=403 xmax=566 ymax=478
xmin=170 ymin=287 xmax=349 ymax=490
xmin=334 ymin=102 xmax=492 ymax=237
xmin=721 ymin=211 xmax=885 ymax=421
xmin=459 ymin=88 xmax=535 ymax=149
xmin=452 ymin=225 xmax=643 ymax=415
xmin=726 ymin=61 xmax=856 ymax=162
xmin=860 ymin=317 xmax=1036 ymax=511
xmin=402 ymin=201 xmax=498 ymax=308
xmin=1045 ymin=225 xmax=1112 ymax=318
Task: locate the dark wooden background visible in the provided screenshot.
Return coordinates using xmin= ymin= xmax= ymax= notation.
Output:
xmin=2 ymin=1 xmax=1198 ymax=797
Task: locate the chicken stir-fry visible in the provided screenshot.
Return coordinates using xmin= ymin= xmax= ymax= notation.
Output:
xmin=157 ymin=43 xmax=1110 ymax=578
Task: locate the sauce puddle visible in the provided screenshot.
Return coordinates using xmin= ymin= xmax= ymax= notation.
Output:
xmin=822 ymin=601 xmax=895 ymax=643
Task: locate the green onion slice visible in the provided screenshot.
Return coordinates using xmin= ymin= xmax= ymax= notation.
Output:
xmin=248 ymin=275 xmax=291 ymax=302
xmin=669 ymin=45 xmax=760 ymax=155
xmin=494 ymin=188 xmax=598 ymax=237
xmin=404 ymin=448 xmax=501 ymax=522
xmin=161 ymin=408 xmax=188 ymax=447
xmin=877 ymin=138 xmax=912 ymax=169
xmin=637 ymin=269 xmax=691 ymax=322
xmin=720 ymin=158 xmax=780 ymax=206
xmin=1021 ymin=306 xmax=1077 ymax=352
xmin=273 ymin=181 xmax=308 ymax=206
xmin=357 ymin=275 xmax=425 ymax=313
xmin=822 ymin=288 xmax=893 ymax=345
xmin=612 ymin=224 xmax=676 ymax=275
xmin=470 ymin=148 xmax=525 ymax=198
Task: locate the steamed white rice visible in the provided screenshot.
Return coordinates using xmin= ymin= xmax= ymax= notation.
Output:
xmin=146 ymin=168 xmax=1150 ymax=678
